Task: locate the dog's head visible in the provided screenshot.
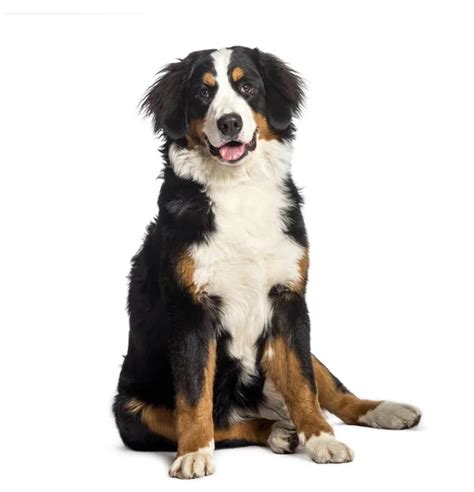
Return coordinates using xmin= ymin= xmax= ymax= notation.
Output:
xmin=141 ymin=47 xmax=304 ymax=165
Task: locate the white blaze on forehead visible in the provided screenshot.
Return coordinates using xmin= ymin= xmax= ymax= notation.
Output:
xmin=203 ymin=48 xmax=256 ymax=148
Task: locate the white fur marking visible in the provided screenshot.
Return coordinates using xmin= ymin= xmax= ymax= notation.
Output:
xmin=170 ymin=102 xmax=302 ymax=401
xmin=169 ymin=441 xmax=215 ymax=479
xmin=182 ymin=142 xmax=303 ymax=383
xmin=203 ymin=48 xmax=256 ymax=148
xmin=358 ymin=401 xmax=422 ymax=429
xmin=260 ymin=378 xmax=289 ymax=420
xmin=305 ymin=433 xmax=354 ymax=464
xmin=267 ymin=420 xmax=298 ymax=454
xmin=170 ymin=137 xmax=292 ymax=188
xmin=265 ymin=344 xmax=274 ymax=360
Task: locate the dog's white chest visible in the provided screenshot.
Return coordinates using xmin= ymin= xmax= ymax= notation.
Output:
xmin=190 ymin=172 xmax=304 ymax=380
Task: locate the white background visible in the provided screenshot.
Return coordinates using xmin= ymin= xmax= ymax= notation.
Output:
xmin=1 ymin=0 xmax=473 ymax=490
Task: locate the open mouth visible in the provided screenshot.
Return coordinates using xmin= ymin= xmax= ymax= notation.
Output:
xmin=205 ymin=132 xmax=257 ymax=163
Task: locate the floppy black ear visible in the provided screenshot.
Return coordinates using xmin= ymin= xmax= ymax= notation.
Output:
xmin=254 ymin=49 xmax=305 ymax=131
xmin=140 ymin=55 xmax=195 ymax=140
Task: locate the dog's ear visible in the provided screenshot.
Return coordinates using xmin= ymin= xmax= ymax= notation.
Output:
xmin=254 ymin=49 xmax=305 ymax=131
xmin=140 ymin=55 xmax=196 ymax=140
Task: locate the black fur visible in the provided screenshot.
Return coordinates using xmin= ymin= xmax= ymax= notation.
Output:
xmin=113 ymin=394 xmax=177 ymax=451
xmin=140 ymin=50 xmax=214 ymax=139
xmin=282 ymin=177 xmax=308 ymax=247
xmin=117 ymin=167 xmax=216 ymax=410
xmin=252 ymin=48 xmax=305 ymax=132
xmin=114 ymin=47 xmax=332 ymax=452
xmin=141 ymin=47 xmax=304 ymax=146
xmin=269 ymin=288 xmax=316 ymax=392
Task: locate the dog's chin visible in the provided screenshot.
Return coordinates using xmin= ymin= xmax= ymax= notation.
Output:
xmin=204 ymin=132 xmax=257 ymax=166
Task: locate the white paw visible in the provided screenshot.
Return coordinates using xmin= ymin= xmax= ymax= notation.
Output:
xmin=169 ymin=450 xmax=215 ymax=479
xmin=305 ymin=433 xmax=354 ymax=464
xmin=267 ymin=420 xmax=299 ymax=454
xmin=358 ymin=401 xmax=422 ymax=430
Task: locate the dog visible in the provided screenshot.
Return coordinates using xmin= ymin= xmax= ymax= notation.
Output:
xmin=113 ymin=46 xmax=421 ymax=479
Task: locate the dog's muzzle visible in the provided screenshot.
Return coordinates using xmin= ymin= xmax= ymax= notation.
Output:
xmin=205 ymin=131 xmax=257 ymax=164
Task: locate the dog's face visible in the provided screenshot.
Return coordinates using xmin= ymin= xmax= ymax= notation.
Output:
xmin=141 ymin=47 xmax=304 ymax=165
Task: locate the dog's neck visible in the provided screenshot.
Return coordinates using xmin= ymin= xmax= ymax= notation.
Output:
xmin=168 ymin=140 xmax=293 ymax=188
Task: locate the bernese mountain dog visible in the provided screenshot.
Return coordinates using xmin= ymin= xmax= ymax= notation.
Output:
xmin=113 ymin=46 xmax=421 ymax=479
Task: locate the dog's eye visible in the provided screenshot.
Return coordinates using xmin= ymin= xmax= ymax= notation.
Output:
xmin=240 ymin=83 xmax=255 ymax=96
xmin=198 ymin=87 xmax=211 ymax=101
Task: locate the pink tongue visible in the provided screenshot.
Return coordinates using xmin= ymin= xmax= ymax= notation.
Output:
xmin=219 ymin=143 xmax=245 ymax=162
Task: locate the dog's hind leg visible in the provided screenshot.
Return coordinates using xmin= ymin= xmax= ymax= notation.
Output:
xmin=312 ymin=356 xmax=422 ymax=430
xmin=113 ymin=394 xmax=178 ymax=451
xmin=114 ymin=397 xmax=296 ymax=454
xmin=215 ymin=419 xmax=299 ymax=454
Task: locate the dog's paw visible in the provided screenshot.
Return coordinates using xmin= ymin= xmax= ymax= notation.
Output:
xmin=267 ymin=420 xmax=299 ymax=454
xmin=305 ymin=433 xmax=354 ymax=464
xmin=169 ymin=450 xmax=215 ymax=479
xmin=358 ymin=401 xmax=422 ymax=430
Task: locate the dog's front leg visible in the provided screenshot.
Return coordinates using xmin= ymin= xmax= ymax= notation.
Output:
xmin=167 ymin=296 xmax=216 ymax=479
xmin=262 ymin=288 xmax=354 ymax=464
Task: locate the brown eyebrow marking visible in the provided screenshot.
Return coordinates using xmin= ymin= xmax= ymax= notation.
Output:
xmin=231 ymin=66 xmax=245 ymax=82
xmin=202 ymin=72 xmax=216 ymax=86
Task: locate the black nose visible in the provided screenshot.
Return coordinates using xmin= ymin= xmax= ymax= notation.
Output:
xmin=217 ymin=113 xmax=243 ymax=138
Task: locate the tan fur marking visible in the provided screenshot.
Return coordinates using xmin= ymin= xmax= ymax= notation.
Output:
xmin=126 ymin=399 xmax=177 ymax=442
xmin=312 ymin=356 xmax=380 ymax=424
xmin=253 ymin=112 xmax=278 ymax=140
xmin=141 ymin=405 xmax=177 ymax=442
xmin=175 ymin=340 xmax=216 ymax=455
xmin=186 ymin=118 xmax=205 ymax=149
xmin=262 ymin=337 xmax=333 ymax=440
xmin=214 ymin=419 xmax=273 ymax=445
xmin=175 ymin=250 xmax=206 ymax=303
xmin=202 ymin=72 xmax=216 ymax=86
xmin=290 ymin=248 xmax=309 ymax=294
xmin=127 ymin=399 xmax=274 ymax=447
xmin=231 ymin=66 xmax=245 ymax=82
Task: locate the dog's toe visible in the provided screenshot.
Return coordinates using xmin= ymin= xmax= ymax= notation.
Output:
xmin=169 ymin=450 xmax=215 ymax=479
xmin=358 ymin=401 xmax=422 ymax=430
xmin=305 ymin=433 xmax=354 ymax=464
xmin=267 ymin=420 xmax=299 ymax=454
